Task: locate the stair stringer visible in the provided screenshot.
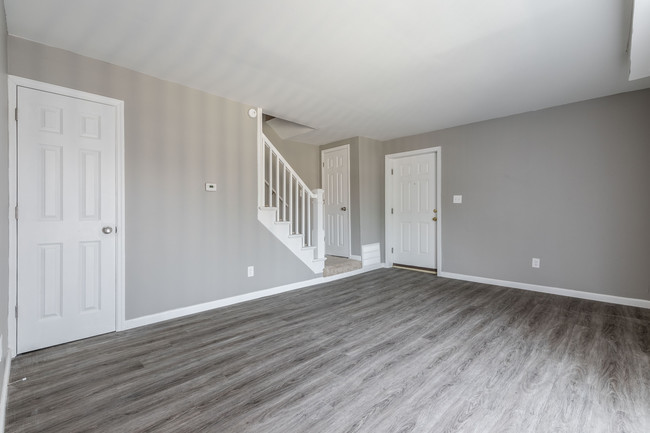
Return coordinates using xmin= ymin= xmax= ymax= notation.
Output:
xmin=257 ymin=207 xmax=325 ymax=273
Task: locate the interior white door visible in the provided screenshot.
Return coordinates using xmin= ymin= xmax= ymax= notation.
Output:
xmin=17 ymin=86 xmax=117 ymax=353
xmin=390 ymin=153 xmax=437 ymax=269
xmin=321 ymin=145 xmax=350 ymax=257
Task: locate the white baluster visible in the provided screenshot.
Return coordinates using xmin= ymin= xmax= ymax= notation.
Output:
xmin=267 ymin=146 xmax=272 ymax=207
xmin=275 ymin=153 xmax=280 ymax=219
xmin=313 ymin=189 xmax=325 ymax=260
xmin=307 ymin=194 xmax=311 ymax=246
xmin=282 ymin=165 xmax=286 ymax=221
xmin=295 ymin=179 xmax=299 ymax=234
xmin=302 ymin=187 xmax=306 ymax=245
xmin=289 ymin=175 xmax=293 ymax=232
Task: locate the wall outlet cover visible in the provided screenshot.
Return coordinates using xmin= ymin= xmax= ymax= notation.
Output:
xmin=453 ymin=195 xmax=462 ymax=204
xmin=247 ymin=266 xmax=254 ymax=277
xmin=532 ymin=258 xmax=540 ymax=268
xmin=205 ymin=183 xmax=217 ymax=192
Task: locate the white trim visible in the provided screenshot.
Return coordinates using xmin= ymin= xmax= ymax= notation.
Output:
xmin=349 ymin=254 xmax=362 ymax=261
xmin=256 ymin=107 xmax=264 ymax=208
xmin=321 ymin=144 xmax=352 ymax=258
xmin=439 ymin=272 xmax=650 ymax=310
xmin=361 ymin=243 xmax=381 ymax=267
xmin=0 ymin=350 xmax=11 ymax=433
xmin=124 ymin=263 xmax=385 ymax=330
xmin=385 ymin=147 xmax=442 ymax=271
xmin=7 ymin=75 xmax=127 ymax=354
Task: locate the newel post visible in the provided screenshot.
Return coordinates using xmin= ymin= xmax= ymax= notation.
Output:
xmin=312 ymin=189 xmax=325 ymax=260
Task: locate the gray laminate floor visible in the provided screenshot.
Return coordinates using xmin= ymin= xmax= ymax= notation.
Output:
xmin=6 ymin=268 xmax=650 ymax=432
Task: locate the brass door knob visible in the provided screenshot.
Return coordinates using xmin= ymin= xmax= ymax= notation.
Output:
xmin=432 ymin=217 xmax=438 ymax=221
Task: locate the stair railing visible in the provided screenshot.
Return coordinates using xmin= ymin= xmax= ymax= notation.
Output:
xmin=259 ymin=133 xmax=324 ymax=260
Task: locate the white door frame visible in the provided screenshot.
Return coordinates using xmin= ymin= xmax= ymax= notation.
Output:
xmin=385 ymin=147 xmax=442 ymax=270
xmin=7 ymin=75 xmax=126 ymax=357
xmin=321 ymin=144 xmax=351 ymax=258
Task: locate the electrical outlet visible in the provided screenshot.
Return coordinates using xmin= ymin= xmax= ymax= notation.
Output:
xmin=532 ymin=258 xmax=540 ymax=268
xmin=247 ymin=266 xmax=254 ymax=277
xmin=205 ymin=183 xmax=217 ymax=192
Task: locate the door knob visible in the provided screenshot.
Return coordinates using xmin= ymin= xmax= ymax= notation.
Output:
xmin=433 ymin=209 xmax=437 ymax=213
xmin=102 ymin=226 xmax=114 ymax=234
xmin=341 ymin=207 xmax=347 ymax=211
xmin=432 ymin=217 xmax=438 ymax=222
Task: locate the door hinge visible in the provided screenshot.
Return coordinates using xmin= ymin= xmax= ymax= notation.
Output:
xmin=14 ymin=205 xmax=18 ymax=220
xmin=15 ymin=305 xmax=18 ymax=318
xmin=15 ymin=107 xmax=18 ymax=122
xmin=391 ymin=208 xmax=393 ymax=214
xmin=322 ymin=162 xmax=325 ymax=167
xmin=391 ymin=247 xmax=394 ymax=253
xmin=391 ymin=169 xmax=393 ymax=175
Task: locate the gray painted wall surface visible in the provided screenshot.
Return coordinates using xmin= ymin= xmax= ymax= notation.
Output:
xmin=262 ymin=123 xmax=319 ymax=190
xmin=358 ymin=137 xmax=384 ymax=259
xmin=8 ymin=37 xmax=316 ymax=319
xmin=384 ymin=90 xmax=650 ymax=300
xmin=320 ymin=138 xmax=361 ymax=257
xmin=0 ymin=1 xmax=8 ymax=364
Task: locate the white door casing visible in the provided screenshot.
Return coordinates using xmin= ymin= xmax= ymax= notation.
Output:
xmin=321 ymin=145 xmax=350 ymax=257
xmin=386 ymin=148 xmax=441 ymax=270
xmin=8 ymin=76 xmax=126 ymax=356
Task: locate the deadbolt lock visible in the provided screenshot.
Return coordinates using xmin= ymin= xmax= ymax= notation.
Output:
xmin=432 ymin=217 xmax=438 ymax=222
xmin=433 ymin=209 xmax=437 ymax=213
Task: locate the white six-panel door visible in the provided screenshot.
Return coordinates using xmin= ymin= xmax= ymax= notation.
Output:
xmin=321 ymin=145 xmax=350 ymax=257
xmin=391 ymin=153 xmax=437 ymax=269
xmin=17 ymin=86 xmax=117 ymax=353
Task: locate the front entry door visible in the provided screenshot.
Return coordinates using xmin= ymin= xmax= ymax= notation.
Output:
xmin=321 ymin=145 xmax=350 ymax=257
xmin=17 ymin=86 xmax=117 ymax=353
xmin=390 ymin=153 xmax=437 ymax=269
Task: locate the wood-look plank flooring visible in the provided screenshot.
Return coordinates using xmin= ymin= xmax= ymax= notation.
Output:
xmin=6 ymin=268 xmax=650 ymax=432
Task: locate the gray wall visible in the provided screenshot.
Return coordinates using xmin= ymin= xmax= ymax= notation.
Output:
xmin=320 ymin=138 xmax=361 ymax=257
xmin=358 ymin=137 xmax=384 ymax=258
xmin=8 ymin=36 xmax=317 ymax=320
xmin=384 ymin=90 xmax=650 ymax=300
xmin=0 ymin=0 xmax=8 ymax=364
xmin=262 ymin=123 xmax=320 ymax=190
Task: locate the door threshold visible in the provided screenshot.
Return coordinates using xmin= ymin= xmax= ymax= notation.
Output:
xmin=392 ymin=264 xmax=437 ymax=275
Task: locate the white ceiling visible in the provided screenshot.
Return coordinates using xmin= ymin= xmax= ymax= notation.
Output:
xmin=5 ymin=0 xmax=650 ymax=145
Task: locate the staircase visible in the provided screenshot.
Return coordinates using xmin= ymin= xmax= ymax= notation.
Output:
xmin=256 ymin=111 xmax=325 ymax=273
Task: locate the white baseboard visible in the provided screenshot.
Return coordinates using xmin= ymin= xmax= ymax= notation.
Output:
xmin=124 ymin=263 xmax=386 ymax=330
xmin=350 ymin=255 xmax=362 ymax=261
xmin=438 ymin=271 xmax=650 ymax=310
xmin=0 ymin=350 xmax=12 ymax=433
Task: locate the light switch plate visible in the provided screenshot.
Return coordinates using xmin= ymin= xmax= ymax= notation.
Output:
xmin=247 ymin=266 xmax=254 ymax=277
xmin=205 ymin=183 xmax=217 ymax=192
xmin=453 ymin=195 xmax=462 ymax=204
